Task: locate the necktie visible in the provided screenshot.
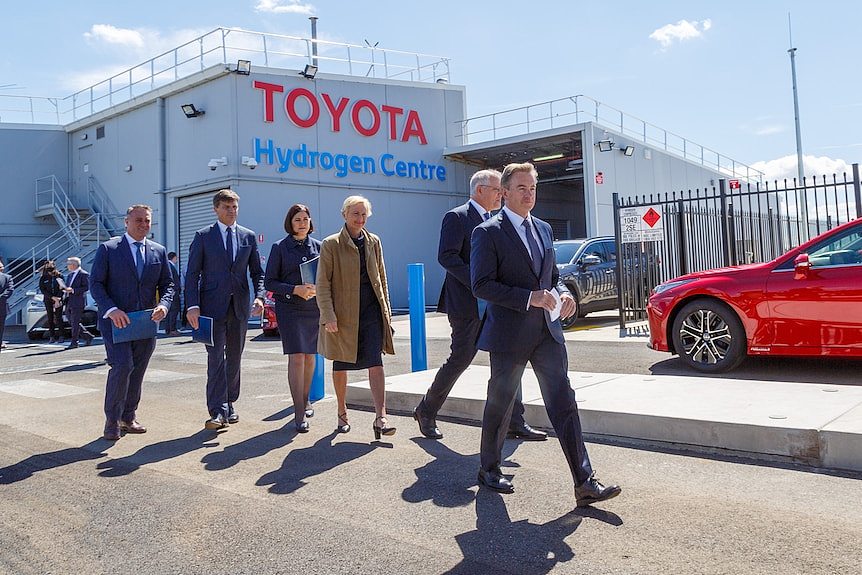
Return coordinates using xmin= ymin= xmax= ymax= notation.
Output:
xmin=522 ymin=219 xmax=543 ymax=277
xmin=226 ymin=226 xmax=234 ymax=263
xmin=133 ymin=242 xmax=144 ymax=278
xmin=66 ymin=273 xmax=73 ymax=286
xmin=483 ymin=212 xmax=491 ymax=221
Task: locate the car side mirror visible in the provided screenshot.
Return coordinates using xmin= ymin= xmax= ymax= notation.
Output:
xmin=793 ymin=253 xmax=811 ymax=280
xmin=581 ymin=254 xmax=602 ymax=267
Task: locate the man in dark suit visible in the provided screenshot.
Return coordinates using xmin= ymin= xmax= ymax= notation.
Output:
xmin=471 ymin=162 xmax=621 ymax=507
xmin=185 ymin=189 xmax=266 ymax=431
xmin=165 ymin=251 xmax=182 ymax=336
xmin=0 ymin=261 xmax=12 ymax=352
xmin=413 ymin=169 xmax=546 ymax=442
xmin=90 ymin=204 xmax=174 ymax=441
xmin=62 ymin=256 xmax=94 ymax=349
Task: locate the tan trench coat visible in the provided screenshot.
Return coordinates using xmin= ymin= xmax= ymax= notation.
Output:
xmin=316 ymin=226 xmax=395 ymax=363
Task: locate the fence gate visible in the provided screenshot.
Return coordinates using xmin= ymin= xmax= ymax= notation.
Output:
xmin=613 ymin=164 xmax=862 ymax=329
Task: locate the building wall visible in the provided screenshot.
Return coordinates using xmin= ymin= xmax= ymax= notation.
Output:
xmin=0 ymin=125 xmax=68 ymax=261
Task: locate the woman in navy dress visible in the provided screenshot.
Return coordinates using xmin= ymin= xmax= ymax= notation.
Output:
xmin=264 ymin=204 xmax=321 ymax=432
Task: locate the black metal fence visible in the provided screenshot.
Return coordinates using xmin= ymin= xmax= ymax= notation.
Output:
xmin=613 ymin=163 xmax=862 ymax=328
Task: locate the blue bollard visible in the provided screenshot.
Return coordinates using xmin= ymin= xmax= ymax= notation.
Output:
xmin=408 ymin=262 xmax=427 ymax=372
xmin=309 ymin=353 xmax=325 ymax=401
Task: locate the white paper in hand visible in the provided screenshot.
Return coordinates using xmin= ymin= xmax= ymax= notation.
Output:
xmin=549 ymin=288 xmax=563 ymax=322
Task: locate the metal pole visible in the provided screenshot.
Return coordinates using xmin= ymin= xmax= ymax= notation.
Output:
xmin=309 ymin=17 xmax=319 ymax=68
xmin=788 ymin=14 xmax=807 ymax=224
xmin=719 ymin=180 xmax=731 ymax=267
xmin=408 ymin=263 xmax=427 ymax=371
xmin=853 ymin=163 xmax=861 ymax=219
xmin=309 ymin=354 xmax=325 ymax=401
xmin=612 ymin=193 xmax=626 ymax=330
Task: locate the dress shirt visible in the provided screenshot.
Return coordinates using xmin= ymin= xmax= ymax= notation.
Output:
xmin=66 ymin=269 xmax=79 ymax=292
xmin=216 ymin=220 xmax=238 ymax=260
xmin=502 ymin=206 xmax=545 ymax=311
xmin=469 ymin=199 xmax=492 ymax=221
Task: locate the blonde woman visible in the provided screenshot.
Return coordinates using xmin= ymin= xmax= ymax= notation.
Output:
xmin=316 ymin=196 xmax=396 ymax=440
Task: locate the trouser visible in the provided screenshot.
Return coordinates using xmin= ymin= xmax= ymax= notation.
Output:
xmin=101 ymin=317 xmax=156 ymax=423
xmin=68 ymin=305 xmax=93 ymax=344
xmin=44 ymin=301 xmax=63 ymax=339
xmin=205 ymin=299 xmax=248 ymax=418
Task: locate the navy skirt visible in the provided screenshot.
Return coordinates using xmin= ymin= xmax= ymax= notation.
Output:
xmin=275 ymin=301 xmax=319 ymax=355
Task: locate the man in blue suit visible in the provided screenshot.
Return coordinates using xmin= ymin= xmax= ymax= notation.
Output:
xmin=0 ymin=260 xmax=12 ymax=352
xmin=90 ymin=204 xmax=174 ymax=441
xmin=185 ymin=189 xmax=266 ymax=430
xmin=62 ymin=256 xmax=95 ymax=349
xmin=413 ymin=169 xmax=545 ymax=442
xmin=471 ymin=162 xmax=621 ymax=507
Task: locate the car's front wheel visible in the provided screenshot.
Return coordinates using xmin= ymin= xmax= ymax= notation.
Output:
xmin=671 ymin=299 xmax=746 ymax=373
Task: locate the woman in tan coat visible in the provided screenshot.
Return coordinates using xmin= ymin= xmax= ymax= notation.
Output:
xmin=317 ymin=196 xmax=395 ymax=440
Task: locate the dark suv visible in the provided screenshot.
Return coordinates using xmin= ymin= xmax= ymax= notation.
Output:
xmin=553 ymin=237 xmax=618 ymax=329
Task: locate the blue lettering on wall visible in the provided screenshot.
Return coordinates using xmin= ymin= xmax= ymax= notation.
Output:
xmin=253 ymin=138 xmax=445 ymax=182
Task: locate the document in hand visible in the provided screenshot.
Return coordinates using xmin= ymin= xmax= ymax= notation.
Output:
xmin=549 ymin=288 xmax=563 ymax=323
xmin=112 ymin=309 xmax=158 ymax=343
xmin=299 ymin=256 xmax=319 ymax=285
xmin=191 ymin=315 xmax=214 ymax=346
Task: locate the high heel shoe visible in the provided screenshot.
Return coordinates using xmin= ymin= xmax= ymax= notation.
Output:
xmin=336 ymin=412 xmax=351 ymax=434
xmin=305 ymin=405 xmax=315 ymax=418
xmin=373 ymin=416 xmax=396 ymax=440
xmin=296 ymin=420 xmax=309 ymax=433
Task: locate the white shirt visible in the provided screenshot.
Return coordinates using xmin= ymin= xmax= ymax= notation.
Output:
xmin=66 ymin=269 xmax=79 ymax=291
xmin=502 ymin=206 xmax=543 ymax=259
xmin=469 ymin=199 xmax=492 ymax=221
xmin=216 ymin=220 xmax=237 ymax=260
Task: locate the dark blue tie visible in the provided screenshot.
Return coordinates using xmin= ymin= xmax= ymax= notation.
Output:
xmin=226 ymin=226 xmax=234 ymax=264
xmin=522 ymin=219 xmax=543 ymax=277
xmin=133 ymin=242 xmax=144 ymax=278
xmin=483 ymin=212 xmax=490 ymax=221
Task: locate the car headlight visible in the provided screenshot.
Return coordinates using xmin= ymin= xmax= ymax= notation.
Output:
xmin=652 ymin=278 xmax=696 ymax=295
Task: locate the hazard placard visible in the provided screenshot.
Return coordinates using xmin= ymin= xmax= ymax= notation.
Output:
xmin=620 ymin=205 xmax=664 ymax=243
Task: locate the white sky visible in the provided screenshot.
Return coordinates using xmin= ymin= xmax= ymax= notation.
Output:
xmin=2 ymin=0 xmax=859 ymax=181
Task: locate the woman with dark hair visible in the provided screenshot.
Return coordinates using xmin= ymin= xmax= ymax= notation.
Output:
xmin=38 ymin=260 xmax=65 ymax=344
xmin=264 ymin=204 xmax=322 ymax=433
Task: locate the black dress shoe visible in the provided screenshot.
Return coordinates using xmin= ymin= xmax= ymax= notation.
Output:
xmin=575 ymin=474 xmax=621 ymax=507
xmin=205 ymin=413 xmax=229 ymax=430
xmin=413 ymin=406 xmax=443 ymax=439
xmin=477 ymin=468 xmax=514 ymax=493
xmin=507 ymin=423 xmax=548 ymax=441
xmin=227 ymin=404 xmax=239 ymax=424
xmin=66 ymin=342 xmax=79 ymax=350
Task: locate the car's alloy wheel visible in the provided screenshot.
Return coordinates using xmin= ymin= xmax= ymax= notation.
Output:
xmin=671 ymin=299 xmax=746 ymax=373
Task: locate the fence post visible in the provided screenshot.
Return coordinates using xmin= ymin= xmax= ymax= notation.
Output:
xmin=719 ymin=179 xmax=731 ymax=267
xmin=853 ymin=163 xmax=861 ymax=219
xmin=676 ymin=199 xmax=688 ymax=275
xmin=612 ymin=193 xmax=626 ymax=330
xmin=408 ymin=263 xmax=427 ymax=372
xmin=309 ymin=354 xmax=325 ymax=402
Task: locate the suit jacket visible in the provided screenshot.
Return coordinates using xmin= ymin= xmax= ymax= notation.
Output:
xmin=184 ymin=223 xmax=265 ymax=321
xmin=470 ymin=211 xmax=570 ymax=353
xmin=64 ymin=269 xmax=89 ymax=312
xmin=0 ymin=272 xmax=13 ymax=317
xmin=264 ymin=235 xmax=322 ymax=310
xmin=437 ymin=201 xmax=484 ymax=319
xmin=169 ymin=262 xmax=181 ymax=297
xmin=90 ymin=236 xmax=174 ymax=317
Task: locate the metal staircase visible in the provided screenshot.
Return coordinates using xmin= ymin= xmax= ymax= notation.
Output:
xmin=4 ymin=175 xmax=122 ymax=323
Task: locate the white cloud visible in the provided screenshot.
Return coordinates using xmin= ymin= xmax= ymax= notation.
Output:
xmin=84 ymin=24 xmax=145 ymax=49
xmin=753 ymin=125 xmax=785 ymax=136
xmin=649 ymin=19 xmax=712 ymax=50
xmin=255 ymin=0 xmax=315 ymax=14
xmin=750 ymin=154 xmax=853 ymax=182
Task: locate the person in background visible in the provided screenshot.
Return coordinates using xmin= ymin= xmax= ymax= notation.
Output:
xmin=0 ymin=261 xmax=13 ymax=351
xmin=63 ymin=256 xmax=95 ymax=349
xmin=166 ymin=251 xmax=182 ymax=336
xmin=38 ymin=260 xmax=65 ymax=344
xmin=264 ymin=204 xmax=321 ymax=433
xmin=316 ymin=196 xmax=396 ymax=440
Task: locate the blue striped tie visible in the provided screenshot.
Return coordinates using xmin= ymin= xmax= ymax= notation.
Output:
xmin=522 ymin=219 xmax=543 ymax=277
xmin=133 ymin=242 xmax=144 ymax=278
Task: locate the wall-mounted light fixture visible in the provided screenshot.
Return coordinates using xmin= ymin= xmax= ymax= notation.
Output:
xmin=123 ymin=165 xmax=133 ymax=172
xmin=80 ymin=133 xmax=88 ymax=140
xmin=181 ymin=103 xmax=205 ymax=118
xmin=596 ymin=139 xmax=614 ymax=152
xmin=532 ymin=153 xmax=564 ymax=162
xmin=622 ymin=145 xmax=635 ymax=157
xmin=300 ymin=64 xmax=318 ymax=79
xmin=207 ymin=157 xmax=228 ymax=171
xmin=241 ymin=156 xmax=258 ymax=169
xmin=236 ymin=60 xmax=251 ymax=75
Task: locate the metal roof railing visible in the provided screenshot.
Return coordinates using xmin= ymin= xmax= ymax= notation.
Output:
xmin=0 ymin=27 xmax=451 ymax=125
xmin=456 ymin=94 xmax=764 ymax=183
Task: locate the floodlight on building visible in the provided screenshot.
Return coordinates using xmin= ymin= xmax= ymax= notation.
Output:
xmin=236 ymin=60 xmax=252 ymax=75
xmin=300 ymin=64 xmax=318 ymax=79
xmin=181 ymin=104 xmax=205 ymax=118
xmin=622 ymin=145 xmax=635 ymax=157
xmin=596 ymin=139 xmax=614 ymax=152
xmin=532 ymin=153 xmax=564 ymax=162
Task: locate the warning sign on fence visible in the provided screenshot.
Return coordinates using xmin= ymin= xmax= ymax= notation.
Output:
xmin=620 ymin=205 xmax=664 ymax=243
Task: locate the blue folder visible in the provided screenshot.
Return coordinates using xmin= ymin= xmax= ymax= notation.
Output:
xmin=111 ymin=309 xmax=158 ymax=343
xmin=191 ymin=315 xmax=214 ymax=346
xmin=299 ymin=256 xmax=319 ymax=285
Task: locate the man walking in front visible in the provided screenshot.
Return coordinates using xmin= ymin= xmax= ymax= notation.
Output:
xmin=90 ymin=205 xmax=174 ymax=441
xmin=0 ymin=261 xmax=12 ymax=352
xmin=185 ymin=189 xmax=266 ymax=431
xmin=63 ymin=256 xmax=95 ymax=349
xmin=471 ymin=162 xmax=621 ymax=507
xmin=413 ymin=169 xmax=546 ymax=442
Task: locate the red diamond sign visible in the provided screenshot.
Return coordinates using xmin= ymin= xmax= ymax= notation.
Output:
xmin=642 ymin=207 xmax=661 ymax=228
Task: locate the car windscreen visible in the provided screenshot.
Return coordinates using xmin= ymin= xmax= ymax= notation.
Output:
xmin=553 ymin=242 xmax=584 ymax=265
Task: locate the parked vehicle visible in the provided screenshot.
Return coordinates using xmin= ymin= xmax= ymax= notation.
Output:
xmin=553 ymin=237 xmax=619 ymax=329
xmin=25 ymin=292 xmax=101 ymax=341
xmin=647 ymin=218 xmax=862 ymax=373
xmin=261 ymin=291 xmax=279 ymax=337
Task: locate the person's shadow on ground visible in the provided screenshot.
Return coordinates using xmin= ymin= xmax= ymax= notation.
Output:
xmin=96 ymin=430 xmax=218 ymax=477
xmin=201 ymin=422 xmax=299 ymax=471
xmin=443 ymin=490 xmax=622 ymax=575
xmin=256 ymin=431 xmax=377 ymax=495
xmin=0 ymin=439 xmax=107 ymax=484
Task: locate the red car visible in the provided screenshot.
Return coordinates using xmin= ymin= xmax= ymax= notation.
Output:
xmin=261 ymin=291 xmax=279 ymax=337
xmin=647 ymin=218 xmax=862 ymax=372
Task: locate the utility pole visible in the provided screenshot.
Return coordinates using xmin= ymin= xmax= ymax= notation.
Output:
xmin=788 ymin=13 xmax=808 ymax=233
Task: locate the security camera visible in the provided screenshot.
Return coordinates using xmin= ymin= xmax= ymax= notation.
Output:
xmin=208 ymin=159 xmax=219 ymax=171
xmin=242 ymin=156 xmax=258 ymax=169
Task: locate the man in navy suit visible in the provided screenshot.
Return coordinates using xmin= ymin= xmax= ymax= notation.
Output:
xmin=471 ymin=162 xmax=621 ymax=507
xmin=0 ymin=261 xmax=12 ymax=352
xmin=185 ymin=189 xmax=266 ymax=430
xmin=62 ymin=256 xmax=94 ymax=349
xmin=90 ymin=204 xmax=174 ymax=441
xmin=413 ymin=169 xmax=546 ymax=442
